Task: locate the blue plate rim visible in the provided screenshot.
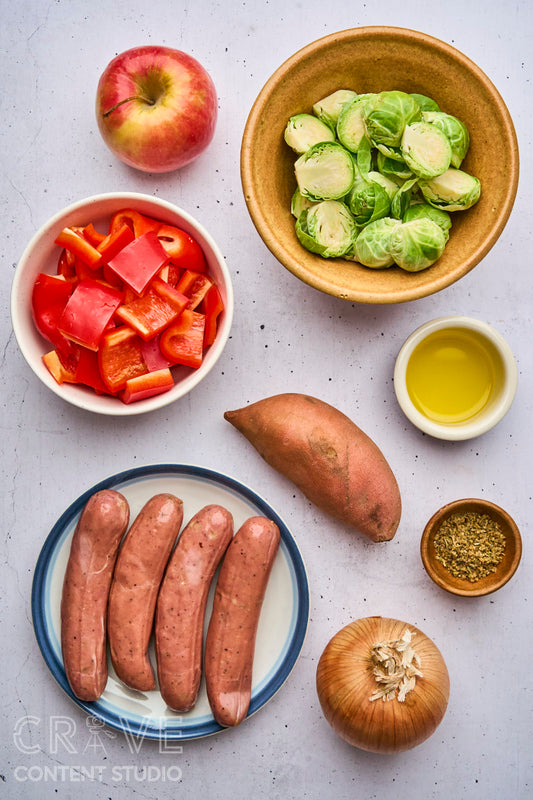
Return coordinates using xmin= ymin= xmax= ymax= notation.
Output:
xmin=31 ymin=463 xmax=310 ymax=740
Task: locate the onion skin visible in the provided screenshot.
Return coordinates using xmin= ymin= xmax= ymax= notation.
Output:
xmin=316 ymin=617 xmax=450 ymax=753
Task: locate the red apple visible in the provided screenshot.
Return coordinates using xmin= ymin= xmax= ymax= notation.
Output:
xmin=95 ymin=46 xmax=218 ymax=173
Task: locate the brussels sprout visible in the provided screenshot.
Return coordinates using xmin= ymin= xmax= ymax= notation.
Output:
xmin=294 ymin=141 xmax=355 ymax=201
xmin=296 ymin=200 xmax=358 ymax=258
xmin=284 ymin=113 xmax=335 ymax=154
xmin=347 ymin=172 xmax=391 ymax=227
xmin=423 ymin=111 xmax=470 ymax=168
xmin=419 ymin=168 xmax=481 ymax=211
xmin=337 ymin=95 xmax=373 ymax=153
xmin=353 ymin=217 xmax=401 ymax=268
xmin=376 ymin=151 xmax=414 ymax=182
xmin=374 ymin=143 xmax=406 ymax=162
xmin=389 ymin=218 xmax=447 ymax=271
xmin=401 ymin=121 xmax=452 ymax=179
xmin=291 ymin=187 xmax=318 ymax=218
xmin=363 ymin=91 xmax=422 ymax=148
xmin=313 ymin=89 xmax=358 ymax=128
xmin=390 ymin=177 xmax=419 ymax=220
xmin=403 ymin=202 xmax=452 ymax=241
xmin=410 ymin=93 xmax=440 ymax=112
xmin=367 ymin=170 xmax=399 ymax=200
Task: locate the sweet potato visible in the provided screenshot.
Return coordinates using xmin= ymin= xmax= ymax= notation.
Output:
xmin=224 ymin=393 xmax=401 ymax=542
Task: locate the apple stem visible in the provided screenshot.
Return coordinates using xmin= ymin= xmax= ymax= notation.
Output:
xmin=102 ymin=95 xmax=155 ymax=117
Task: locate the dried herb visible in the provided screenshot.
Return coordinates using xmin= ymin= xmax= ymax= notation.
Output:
xmin=433 ymin=511 xmax=506 ymax=581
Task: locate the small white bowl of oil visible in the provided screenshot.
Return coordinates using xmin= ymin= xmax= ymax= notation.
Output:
xmin=394 ymin=316 xmax=518 ymax=441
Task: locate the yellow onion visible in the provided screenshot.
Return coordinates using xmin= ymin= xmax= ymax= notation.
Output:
xmin=316 ymin=616 xmax=450 ymax=753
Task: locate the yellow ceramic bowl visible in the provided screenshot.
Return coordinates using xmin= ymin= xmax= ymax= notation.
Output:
xmin=421 ymin=498 xmax=522 ymax=597
xmin=241 ymin=27 xmax=519 ymax=304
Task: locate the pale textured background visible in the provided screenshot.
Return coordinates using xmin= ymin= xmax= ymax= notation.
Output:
xmin=1 ymin=1 xmax=532 ymax=798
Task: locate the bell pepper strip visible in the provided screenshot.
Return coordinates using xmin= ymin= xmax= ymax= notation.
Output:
xmin=58 ymin=278 xmax=124 ymax=351
xmin=31 ymin=273 xmax=74 ymax=353
xmin=106 ymin=231 xmax=169 ymax=295
xmin=109 ymin=209 xmax=161 ymax=238
xmin=54 ymin=227 xmax=103 ymax=269
xmin=114 ymin=278 xmax=189 ymax=340
xmin=83 ymin=223 xmax=106 ymax=247
xmin=200 ymin=284 xmax=225 ymax=347
xmin=97 ymin=222 xmax=135 ymax=264
xmin=75 ymin=348 xmax=111 ymax=395
xmin=98 ymin=326 xmax=148 ymax=392
xmin=156 ymin=224 xmax=207 ymax=272
xmin=159 ymin=310 xmax=206 ymax=369
xmin=141 ymin=335 xmax=174 ymax=372
xmin=120 ymin=368 xmax=174 ymax=404
xmin=57 ymin=248 xmax=78 ymax=282
xmin=175 ymin=269 xmax=213 ymax=310
xmin=42 ymin=349 xmax=79 ymax=385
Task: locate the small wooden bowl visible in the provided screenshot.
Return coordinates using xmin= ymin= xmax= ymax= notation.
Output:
xmin=421 ymin=499 xmax=522 ymax=597
xmin=241 ymin=27 xmax=519 ymax=304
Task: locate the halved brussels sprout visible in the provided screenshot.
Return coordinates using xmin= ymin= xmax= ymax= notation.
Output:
xmin=390 ymin=177 xmax=419 ymax=220
xmin=337 ymin=95 xmax=373 ymax=152
xmin=376 ymin=151 xmax=414 ymax=181
xmin=347 ymin=172 xmax=391 ymax=227
xmin=284 ymin=113 xmax=335 ymax=154
xmin=401 ymin=121 xmax=452 ymax=179
xmin=296 ymin=200 xmax=358 ymax=258
xmin=389 ymin=218 xmax=447 ymax=271
xmin=367 ymin=170 xmax=399 ymax=200
xmin=294 ymin=141 xmax=355 ymax=201
xmin=291 ymin=187 xmax=318 ymax=218
xmin=419 ymin=168 xmax=481 ymax=211
xmin=313 ymin=89 xmax=358 ymax=128
xmin=410 ymin=93 xmax=440 ymax=112
xmin=363 ymin=91 xmax=422 ymax=148
xmin=423 ymin=111 xmax=470 ymax=168
xmin=353 ymin=217 xmax=401 ymax=268
xmin=403 ymin=202 xmax=452 ymax=241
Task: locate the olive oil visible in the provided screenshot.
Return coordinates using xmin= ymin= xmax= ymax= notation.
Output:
xmin=405 ymin=327 xmax=503 ymax=424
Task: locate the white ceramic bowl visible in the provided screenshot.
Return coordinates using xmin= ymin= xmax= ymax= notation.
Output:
xmin=11 ymin=193 xmax=233 ymax=416
xmin=394 ymin=316 xmax=517 ymax=440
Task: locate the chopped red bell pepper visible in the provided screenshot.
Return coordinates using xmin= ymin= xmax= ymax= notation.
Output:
xmin=58 ymin=278 xmax=123 ymax=351
xmin=54 ymin=227 xmax=103 ymax=269
xmin=141 ymin=335 xmax=174 ymax=371
xmin=107 ymin=231 xmax=169 ymax=295
xmin=201 ymin=284 xmax=225 ymax=347
xmin=57 ymin=249 xmax=77 ymax=282
xmin=115 ymin=277 xmax=189 ymax=340
xmin=175 ymin=269 xmax=213 ymax=310
xmin=109 ymin=209 xmax=161 ymax=238
xmin=156 ymin=224 xmax=207 ymax=272
xmin=97 ymin=222 xmax=135 ymax=264
xmin=42 ymin=349 xmax=79 ymax=385
xmin=159 ymin=310 xmax=206 ymax=369
xmin=83 ymin=223 xmax=106 ymax=247
xmin=75 ymin=348 xmax=111 ymax=395
xmin=98 ymin=326 xmax=148 ymax=392
xmin=120 ymin=368 xmax=174 ymax=404
xmin=31 ymin=273 xmax=75 ymax=354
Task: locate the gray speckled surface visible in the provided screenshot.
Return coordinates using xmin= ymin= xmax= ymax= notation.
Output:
xmin=1 ymin=1 xmax=532 ymax=798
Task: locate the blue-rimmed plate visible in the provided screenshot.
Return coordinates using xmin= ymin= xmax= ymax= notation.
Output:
xmin=32 ymin=464 xmax=310 ymax=740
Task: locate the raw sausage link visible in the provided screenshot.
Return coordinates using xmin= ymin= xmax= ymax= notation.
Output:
xmin=107 ymin=493 xmax=183 ymax=691
xmin=61 ymin=489 xmax=130 ymax=701
xmin=155 ymin=504 xmax=234 ymax=712
xmin=204 ymin=516 xmax=280 ymax=726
